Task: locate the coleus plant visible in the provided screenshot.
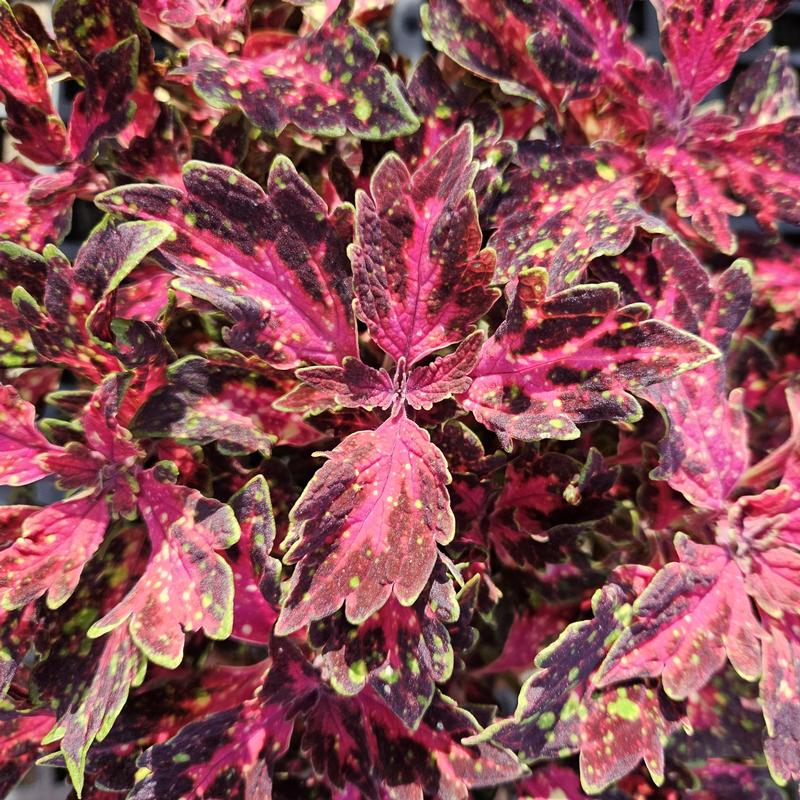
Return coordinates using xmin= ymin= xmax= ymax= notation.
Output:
xmin=0 ymin=0 xmax=799 ymax=797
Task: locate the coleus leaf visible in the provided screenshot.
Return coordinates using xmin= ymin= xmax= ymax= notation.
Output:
xmin=578 ymin=684 xmax=685 ymax=793
xmin=0 ymin=707 xmax=55 ymax=797
xmin=463 ymin=269 xmax=719 ymax=450
xmin=653 ymin=0 xmax=783 ymax=104
xmin=405 ymin=329 xmax=485 ymax=411
xmin=634 ymin=241 xmax=753 ymax=510
xmin=309 ymin=562 xmax=461 ymax=728
xmin=137 ymin=0 xmax=249 ymax=47
xmin=228 ymin=476 xmax=281 ymax=644
xmin=0 ymin=162 xmax=73 ymax=250
xmin=97 ymin=159 xmax=357 ymax=368
xmin=67 ymin=35 xmax=140 ymax=163
xmin=0 ymin=243 xmax=47 ymax=367
xmin=88 ymin=463 xmax=240 ymax=668
xmin=32 ymin=532 xmax=149 ymax=795
xmin=275 ymin=410 xmax=454 ymax=634
xmin=304 ymin=690 xmax=523 ymax=797
xmin=597 ymin=534 xmax=762 ymax=699
xmin=177 ymin=0 xmax=418 ymax=139
xmin=128 ymin=641 xmax=317 ymax=800
xmin=759 ymin=612 xmax=800 ymax=786
xmin=351 ymin=125 xmax=499 ymax=366
xmin=473 ymin=585 xmax=628 ymax=763
xmin=489 ymin=143 xmax=668 ymax=291
xmin=0 ymin=492 xmax=110 ymax=610
xmin=0 ymin=0 xmax=67 ymax=164
xmin=291 ymin=357 xmax=395 ymax=411
xmin=133 ymin=356 xmax=277 ymax=456
xmin=12 ymin=217 xmax=172 ymax=383
xmin=0 ymin=382 xmax=56 ymax=486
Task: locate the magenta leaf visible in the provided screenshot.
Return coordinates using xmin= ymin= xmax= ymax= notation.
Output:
xmin=178 ymin=2 xmax=418 ymax=139
xmin=133 ymin=356 xmax=278 ymax=456
xmin=597 ymin=534 xmax=762 ymax=699
xmin=0 ymin=162 xmax=73 ymax=249
xmin=579 ymin=684 xmax=685 ymax=793
xmin=653 ymin=0 xmax=782 ymax=104
xmin=350 ymin=125 xmax=499 ymax=366
xmin=305 ymin=690 xmax=523 ymax=797
xmin=406 ymin=329 xmax=484 ymax=411
xmin=473 ymin=585 xmax=627 ymax=762
xmin=760 ymin=613 xmax=800 ymax=786
xmin=309 ymin=563 xmax=460 ymax=728
xmin=12 ymin=217 xmax=171 ymax=383
xmin=0 ymin=492 xmax=110 ymax=610
xmin=275 ymin=411 xmax=454 ymax=634
xmin=0 ymin=383 xmax=56 ymax=486
xmin=32 ymin=533 xmax=148 ymax=795
xmin=88 ymin=463 xmax=240 ymax=668
xmin=464 ymin=269 xmax=719 ymax=449
xmin=0 ymin=1 xmax=67 ymax=164
xmin=97 ymin=159 xmax=357 ymax=368
xmin=0 ymin=707 xmax=55 ymax=796
xmin=490 ymin=143 xmax=668 ymax=291
xmin=228 ymin=476 xmax=281 ymax=644
xmin=292 ymin=357 xmax=395 ymax=411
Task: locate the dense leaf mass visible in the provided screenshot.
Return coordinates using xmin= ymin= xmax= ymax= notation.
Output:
xmin=0 ymin=0 xmax=799 ymax=797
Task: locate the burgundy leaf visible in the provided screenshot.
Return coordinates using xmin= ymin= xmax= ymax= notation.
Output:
xmin=293 ymin=357 xmax=395 ymax=411
xmin=406 ymin=329 xmax=484 ymax=411
xmin=178 ymin=2 xmax=418 ymax=139
xmin=464 ymin=269 xmax=719 ymax=449
xmin=97 ymin=159 xmax=357 ymax=368
xmin=88 ymin=464 xmax=240 ymax=667
xmin=276 ymin=411 xmax=454 ymax=634
xmin=351 ymin=125 xmax=499 ymax=366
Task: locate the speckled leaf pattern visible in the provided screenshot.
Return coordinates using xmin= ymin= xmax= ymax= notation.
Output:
xmin=97 ymin=159 xmax=357 ymax=368
xmin=0 ymin=383 xmax=55 ymax=485
xmin=0 ymin=0 xmax=67 ymax=164
xmin=464 ymin=270 xmax=719 ymax=449
xmin=405 ymin=329 xmax=484 ymax=411
xmin=631 ymin=240 xmax=753 ymax=510
xmin=0 ymin=492 xmax=110 ymax=610
xmin=88 ymin=465 xmax=240 ymax=668
xmin=310 ymin=566 xmax=459 ymax=728
xmin=179 ymin=1 xmax=417 ymax=139
xmin=228 ymin=476 xmax=281 ymax=644
xmin=490 ymin=144 xmax=668 ymax=291
xmin=12 ymin=218 xmax=172 ymax=383
xmin=31 ymin=531 xmax=148 ymax=796
xmin=293 ymin=358 xmax=395 ymax=410
xmin=276 ymin=411 xmax=454 ymax=634
xmin=473 ymin=585 xmax=627 ymax=762
xmin=305 ymin=690 xmax=523 ymax=798
xmin=133 ymin=357 xmax=276 ymax=456
xmin=653 ymin=0 xmax=783 ymax=103
xmin=0 ymin=708 xmax=55 ymax=797
xmin=351 ymin=126 xmax=498 ymax=366
xmin=0 ymin=162 xmax=73 ymax=250
xmin=598 ymin=534 xmax=762 ymax=699
xmin=580 ymin=684 xmax=684 ymax=793
xmin=421 ymin=0 xmax=557 ymax=103
xmin=0 ymin=243 xmax=46 ymax=367
xmin=759 ymin=613 xmax=800 ymax=785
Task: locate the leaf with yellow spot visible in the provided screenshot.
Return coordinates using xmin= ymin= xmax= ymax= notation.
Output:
xmin=175 ymin=1 xmax=417 ymax=139
xmin=0 ymin=382 xmax=57 ymax=486
xmin=96 ymin=158 xmax=358 ymax=369
xmin=489 ymin=143 xmax=668 ymax=292
xmin=351 ymin=125 xmax=499 ymax=367
xmin=597 ymin=534 xmax=762 ymax=700
xmin=464 ymin=269 xmax=719 ymax=450
xmin=275 ymin=410 xmax=454 ymax=635
xmin=11 ymin=217 xmax=172 ymax=383
xmin=579 ymin=684 xmax=685 ymax=793
xmin=0 ymin=492 xmax=110 ymax=610
xmin=309 ymin=560 xmax=460 ymax=728
xmin=88 ymin=463 xmax=240 ymax=668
